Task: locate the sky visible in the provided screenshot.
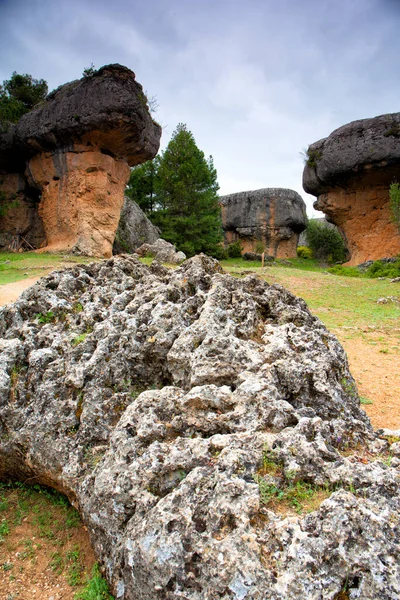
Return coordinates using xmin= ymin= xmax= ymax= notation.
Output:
xmin=1 ymin=0 xmax=400 ymax=216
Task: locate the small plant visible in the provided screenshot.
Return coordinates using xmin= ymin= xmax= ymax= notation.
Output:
xmin=83 ymin=63 xmax=96 ymax=77
xmin=389 ymin=183 xmax=400 ymax=232
xmin=255 ymin=240 xmax=265 ymax=254
xmin=73 ymin=302 xmax=84 ymax=313
xmin=304 ymin=147 xmax=322 ymax=168
xmin=360 ymin=396 xmax=373 ymax=405
xmin=297 ymin=245 xmax=313 ymax=259
xmin=341 ymin=377 xmax=357 ymax=398
xmin=66 ymin=547 xmax=84 ymax=586
xmin=71 ymin=333 xmax=88 ymax=347
xmin=74 ymin=563 xmax=114 ymax=600
xmin=36 ymin=311 xmax=55 ymax=324
xmin=227 ymin=241 xmax=242 ymax=258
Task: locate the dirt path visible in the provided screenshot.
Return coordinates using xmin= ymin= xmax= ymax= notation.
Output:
xmin=0 ymin=276 xmax=42 ymax=307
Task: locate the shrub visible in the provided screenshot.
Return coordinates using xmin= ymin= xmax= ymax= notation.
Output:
xmin=305 ymin=219 xmax=347 ymax=263
xmin=304 ymin=147 xmax=322 ymax=168
xmin=226 ymin=241 xmax=242 ymax=258
xmin=327 ymin=265 xmax=361 ymax=277
xmin=389 ymin=183 xmax=400 ymax=232
xmin=366 ymin=258 xmax=400 ymax=279
xmin=297 ymin=246 xmax=313 ymax=259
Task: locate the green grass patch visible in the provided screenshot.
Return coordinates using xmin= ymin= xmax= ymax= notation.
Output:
xmin=74 ymin=563 xmax=114 ymax=599
xmin=0 ymin=252 xmax=96 ymax=285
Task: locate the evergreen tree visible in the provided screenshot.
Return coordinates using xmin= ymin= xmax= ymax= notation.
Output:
xmin=126 ymin=159 xmax=159 ymax=214
xmin=0 ymin=72 xmax=48 ymax=125
xmin=151 ymin=123 xmax=223 ymax=256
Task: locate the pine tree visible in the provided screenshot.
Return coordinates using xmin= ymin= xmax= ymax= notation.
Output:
xmin=126 ymin=159 xmax=159 ymax=214
xmin=151 ymin=123 xmax=223 ymax=256
xmin=0 ymin=72 xmax=48 ymax=125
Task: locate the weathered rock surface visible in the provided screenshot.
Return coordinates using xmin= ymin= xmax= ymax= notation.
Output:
xmin=135 ymin=238 xmax=186 ymax=264
xmin=303 ymin=112 xmax=400 ymax=265
xmin=0 ymin=64 xmax=161 ymax=256
xmin=220 ymin=188 xmax=307 ymax=258
xmin=113 ymin=197 xmax=160 ymax=255
xmin=0 ymin=255 xmax=399 ymax=599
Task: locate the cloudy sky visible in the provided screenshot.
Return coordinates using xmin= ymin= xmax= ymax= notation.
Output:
xmin=1 ymin=0 xmax=399 ymax=215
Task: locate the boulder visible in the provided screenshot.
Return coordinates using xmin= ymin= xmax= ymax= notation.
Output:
xmin=0 ymin=255 xmax=399 ymax=599
xmin=135 ymin=238 xmax=186 ymax=264
xmin=0 ymin=64 xmax=161 ymax=256
xmin=220 ymin=188 xmax=307 ymax=259
xmin=303 ymin=112 xmax=400 ymax=265
xmin=113 ymin=197 xmax=160 ymax=254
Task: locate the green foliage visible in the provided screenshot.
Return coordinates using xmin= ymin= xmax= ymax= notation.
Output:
xmin=366 ymin=258 xmax=400 ymax=279
xmin=305 ymin=219 xmax=347 ymax=263
xmin=360 ymin=396 xmax=373 ymax=405
xmin=0 ymin=72 xmax=48 ymax=125
xmin=0 ymin=190 xmax=19 ymax=217
xmin=255 ymin=240 xmax=265 ymax=254
xmin=296 ymin=245 xmax=313 ymax=259
xmin=126 ymin=159 xmax=159 ymax=213
xmin=226 ymin=241 xmax=242 ymax=258
xmin=327 ymin=265 xmax=361 ymax=277
xmin=389 ymin=183 xmax=400 ymax=232
xmin=131 ymin=123 xmax=223 ymax=257
xmin=83 ymin=63 xmax=96 ymax=77
xmin=74 ymin=564 xmax=114 ymax=600
xmin=36 ymin=311 xmax=56 ymax=324
xmin=304 ymin=147 xmax=322 ymax=168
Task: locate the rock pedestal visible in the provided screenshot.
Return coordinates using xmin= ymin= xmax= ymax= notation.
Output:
xmin=303 ymin=113 xmax=400 ymax=265
xmin=0 ymin=64 xmax=161 ymax=256
xmin=219 ymin=188 xmax=307 ymax=258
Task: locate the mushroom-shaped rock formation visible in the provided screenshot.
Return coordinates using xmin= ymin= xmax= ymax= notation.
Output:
xmin=1 ymin=255 xmax=399 ymax=599
xmin=303 ymin=112 xmax=400 ymax=265
xmin=0 ymin=65 xmax=161 ymax=257
xmin=219 ymin=188 xmax=307 ymax=258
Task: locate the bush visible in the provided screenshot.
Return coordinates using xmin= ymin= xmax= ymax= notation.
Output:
xmin=226 ymin=241 xmax=242 ymax=258
xmin=297 ymin=246 xmax=313 ymax=259
xmin=389 ymin=183 xmax=400 ymax=232
xmin=209 ymin=245 xmax=228 ymax=260
xmin=305 ymin=219 xmax=347 ymax=263
xmin=366 ymin=258 xmax=400 ymax=279
xmin=327 ymin=265 xmax=361 ymax=277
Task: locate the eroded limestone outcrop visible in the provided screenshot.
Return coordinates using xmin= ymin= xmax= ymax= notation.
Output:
xmin=0 ymin=64 xmax=161 ymax=256
xmin=219 ymin=188 xmax=307 ymax=258
xmin=113 ymin=197 xmax=160 ymax=254
xmin=303 ymin=112 xmax=400 ymax=265
xmin=0 ymin=255 xmax=399 ymax=599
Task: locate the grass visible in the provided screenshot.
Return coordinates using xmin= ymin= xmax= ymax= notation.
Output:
xmin=0 ymin=481 xmax=113 ymax=596
xmin=0 ymin=252 xmax=96 ymax=285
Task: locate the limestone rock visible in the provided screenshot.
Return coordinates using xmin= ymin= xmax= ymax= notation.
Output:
xmin=0 ymin=255 xmax=399 ymax=599
xmin=135 ymin=238 xmax=186 ymax=263
xmin=220 ymin=188 xmax=307 ymax=258
xmin=303 ymin=112 xmax=400 ymax=265
xmin=113 ymin=197 xmax=160 ymax=254
xmin=0 ymin=64 xmax=161 ymax=256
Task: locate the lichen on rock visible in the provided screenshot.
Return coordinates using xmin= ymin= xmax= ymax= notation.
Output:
xmin=0 ymin=255 xmax=399 ymax=599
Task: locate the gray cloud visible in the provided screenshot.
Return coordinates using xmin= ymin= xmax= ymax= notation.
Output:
xmin=1 ymin=0 xmax=399 ymax=215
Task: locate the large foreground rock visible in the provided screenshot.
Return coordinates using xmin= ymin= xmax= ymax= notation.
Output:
xmin=303 ymin=112 xmax=400 ymax=265
xmin=0 ymin=255 xmax=399 ymax=599
xmin=220 ymin=188 xmax=307 ymax=258
xmin=0 ymin=64 xmax=161 ymax=256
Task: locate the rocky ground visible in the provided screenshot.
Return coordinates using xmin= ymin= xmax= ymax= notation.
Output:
xmin=0 ymin=254 xmax=399 ymax=599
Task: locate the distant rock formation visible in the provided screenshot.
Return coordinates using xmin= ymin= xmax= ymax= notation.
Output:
xmin=113 ymin=197 xmax=160 ymax=254
xmin=135 ymin=238 xmax=186 ymax=264
xmin=219 ymin=188 xmax=307 ymax=258
xmin=1 ymin=255 xmax=399 ymax=599
xmin=0 ymin=64 xmax=161 ymax=257
xmin=303 ymin=112 xmax=400 ymax=265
